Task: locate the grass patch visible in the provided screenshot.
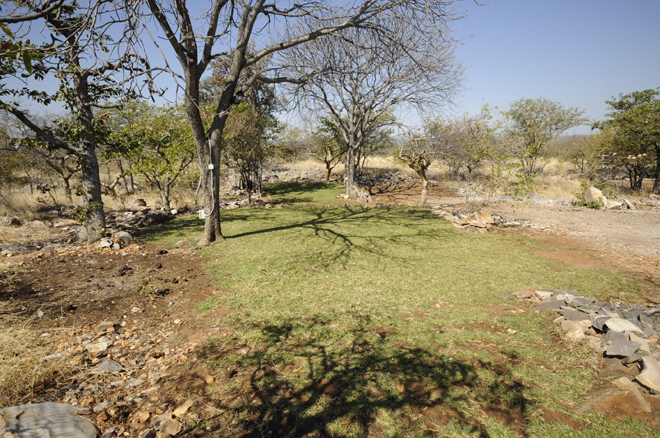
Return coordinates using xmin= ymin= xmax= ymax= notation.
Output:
xmin=141 ymin=183 xmax=647 ymax=437
xmin=0 ymin=317 xmax=79 ymax=407
xmin=264 ymin=181 xmax=352 ymax=207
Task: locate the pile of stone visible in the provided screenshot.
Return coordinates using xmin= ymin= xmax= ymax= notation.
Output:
xmin=583 ymin=186 xmax=636 ymax=210
xmin=0 ymin=204 xmax=179 ymax=256
xmin=522 ymin=289 xmax=660 ymax=395
xmin=28 ymin=317 xmax=212 ymax=437
xmin=432 ymin=209 xmax=523 ymax=232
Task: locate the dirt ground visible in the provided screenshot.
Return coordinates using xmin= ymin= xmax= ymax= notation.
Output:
xmin=1 ymin=183 xmax=660 ymax=435
xmin=370 ymin=184 xmax=660 ymax=303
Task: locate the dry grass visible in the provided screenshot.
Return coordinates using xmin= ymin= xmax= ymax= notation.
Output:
xmin=0 ymin=224 xmax=62 ymax=247
xmin=535 ymin=175 xmax=582 ymax=199
xmin=0 ymin=316 xmax=79 ymax=407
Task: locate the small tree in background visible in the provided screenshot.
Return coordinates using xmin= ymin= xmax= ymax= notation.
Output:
xmin=398 ymin=134 xmax=434 ymax=206
xmin=110 ymin=104 xmax=196 ymax=210
xmin=595 ymin=89 xmax=660 ymax=193
xmin=313 ymin=120 xmax=345 ymax=184
xmin=504 ymin=97 xmax=586 ymax=176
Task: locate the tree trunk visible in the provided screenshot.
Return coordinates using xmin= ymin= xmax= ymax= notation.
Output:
xmin=63 ymin=176 xmax=73 ymax=202
xmin=197 ymin=132 xmax=224 ymax=246
xmin=418 ymin=170 xmax=428 ymax=207
xmin=345 ymin=145 xmax=357 ymax=199
xmin=159 ymin=183 xmax=171 ymax=210
xmin=74 ymin=75 xmax=106 ymax=243
xmin=653 ymin=149 xmax=660 ymax=194
xmin=324 ymin=166 xmax=331 ymax=183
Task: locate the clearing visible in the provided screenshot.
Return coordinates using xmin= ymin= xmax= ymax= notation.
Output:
xmin=1 ymin=182 xmax=659 ymax=437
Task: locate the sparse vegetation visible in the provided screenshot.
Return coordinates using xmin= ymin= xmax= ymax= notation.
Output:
xmin=131 ymin=183 xmax=650 ymax=437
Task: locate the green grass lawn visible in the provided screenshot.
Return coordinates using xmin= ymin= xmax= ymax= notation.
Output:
xmin=139 ymin=183 xmax=653 ymax=437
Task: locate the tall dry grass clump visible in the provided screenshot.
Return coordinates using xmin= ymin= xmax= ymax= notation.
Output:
xmin=0 ymin=315 xmax=79 ymax=407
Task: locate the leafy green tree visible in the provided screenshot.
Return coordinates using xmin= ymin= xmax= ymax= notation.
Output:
xmin=0 ymin=1 xmax=146 ymax=241
xmin=312 ymin=120 xmax=345 ymax=184
xmin=424 ymin=106 xmax=498 ymax=212
xmin=504 ymin=97 xmax=587 ymax=175
xmin=109 ymin=104 xmax=196 ymax=209
xmin=595 ymin=89 xmax=660 ymax=193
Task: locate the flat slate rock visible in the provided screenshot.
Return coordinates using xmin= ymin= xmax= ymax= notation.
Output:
xmin=591 ymin=316 xmax=611 ymax=331
xmin=533 ymin=299 xmax=566 ymax=312
xmin=605 ymin=339 xmax=641 ymax=358
xmin=636 ymin=357 xmax=660 ymax=393
xmin=605 ymin=318 xmax=643 ymax=334
xmin=0 ymin=402 xmax=98 ymax=438
xmin=559 ymin=308 xmax=590 ymax=321
xmin=92 ymin=359 xmax=123 ymax=374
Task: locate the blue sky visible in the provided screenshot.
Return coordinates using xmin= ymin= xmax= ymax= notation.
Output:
xmin=450 ymin=0 xmax=660 ymax=134
xmin=7 ymin=1 xmax=659 ymax=136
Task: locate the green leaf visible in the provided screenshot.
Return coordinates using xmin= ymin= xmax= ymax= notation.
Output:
xmin=23 ymin=50 xmax=33 ymax=75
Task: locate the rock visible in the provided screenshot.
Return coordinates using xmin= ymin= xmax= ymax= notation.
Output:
xmin=602 ymin=330 xmax=627 ymax=345
xmin=561 ymin=320 xmax=589 ymax=333
xmin=101 ymin=426 xmax=117 ymax=438
xmin=131 ymin=199 xmax=147 ymax=207
xmin=154 ymin=413 xmax=182 ymax=436
xmin=629 ymin=333 xmax=651 ymax=353
xmin=622 ymin=352 xmax=649 ymax=365
xmin=584 ymin=187 xmax=605 ymax=204
xmin=577 ymin=387 xmax=629 ymax=415
xmin=131 ymin=306 xmax=142 ymax=314
xmin=532 ymin=299 xmax=566 ymax=312
xmin=85 ymin=337 xmax=112 ymax=353
xmin=506 ymin=329 xmax=517 ymax=335
xmin=605 ymin=318 xmax=643 ymax=334
xmin=93 ymin=401 xmax=114 ymax=413
xmin=112 ymin=231 xmax=133 ymax=243
xmin=0 ymin=403 xmax=97 ymax=438
xmin=173 ymin=399 xmax=194 ymax=418
xmin=534 ymin=290 xmax=554 ymax=299
xmin=126 ymin=378 xmax=146 ymax=388
xmin=623 ymin=199 xmax=636 ymax=210
xmin=92 ymin=359 xmax=124 ymax=374
xmin=635 ymin=357 xmax=660 ymax=393
xmin=93 ymin=321 xmax=115 ymax=334
xmin=612 ymin=377 xmax=652 ymax=413
xmin=606 ymin=199 xmax=622 ymax=209
xmin=0 ymin=217 xmax=22 ymax=227
xmin=27 ymin=220 xmax=48 ymax=229
xmin=140 ymin=385 xmax=160 ymax=397
xmin=53 ymin=219 xmax=78 ymax=228
xmin=138 ymin=430 xmax=156 ymax=438
xmin=605 ymin=339 xmax=641 ymax=358
xmin=463 ymin=211 xmax=494 ymax=226
xmin=590 ymin=315 xmax=610 ymax=332
xmin=565 ymin=328 xmax=585 ymax=342
xmin=559 ymin=308 xmax=590 ymax=322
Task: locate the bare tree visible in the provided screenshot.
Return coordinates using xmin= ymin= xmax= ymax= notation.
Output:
xmin=282 ymin=15 xmax=464 ymax=199
xmin=137 ymin=0 xmax=464 ymax=244
xmin=0 ymin=0 xmax=152 ymax=241
xmin=398 ymin=135 xmax=434 ymax=206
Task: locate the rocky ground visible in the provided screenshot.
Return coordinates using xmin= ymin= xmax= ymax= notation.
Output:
xmin=1 ymin=176 xmax=660 ymax=436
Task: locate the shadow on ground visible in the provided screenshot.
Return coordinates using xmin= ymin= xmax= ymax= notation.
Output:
xmin=182 ymin=314 xmax=533 ymax=438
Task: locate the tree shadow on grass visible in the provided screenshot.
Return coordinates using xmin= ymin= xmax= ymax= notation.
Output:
xmin=187 ymin=315 xmax=534 ymax=438
xmin=227 ymin=206 xmax=452 ymax=268
xmin=264 ymin=182 xmax=334 ymax=198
